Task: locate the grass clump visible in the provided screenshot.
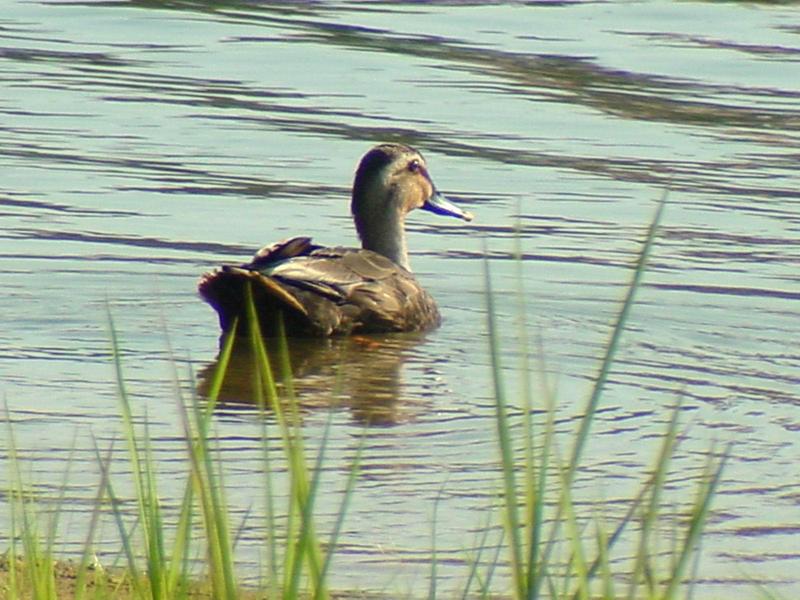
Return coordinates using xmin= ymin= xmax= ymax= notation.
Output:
xmin=3 ymin=291 xmax=359 ymax=600
xmin=474 ymin=194 xmax=728 ymax=599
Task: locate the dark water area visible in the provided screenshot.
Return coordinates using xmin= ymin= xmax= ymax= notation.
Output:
xmin=2 ymin=0 xmax=799 ymax=596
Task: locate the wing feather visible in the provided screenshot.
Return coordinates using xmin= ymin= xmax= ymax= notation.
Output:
xmin=199 ymin=238 xmax=441 ymax=336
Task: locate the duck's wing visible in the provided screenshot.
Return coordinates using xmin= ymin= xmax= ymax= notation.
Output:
xmin=258 ymin=245 xmax=441 ymax=335
xmin=198 ymin=238 xmax=440 ymax=337
xmin=247 ymin=236 xmax=319 ymax=271
xmin=267 ymin=246 xmax=398 ymax=299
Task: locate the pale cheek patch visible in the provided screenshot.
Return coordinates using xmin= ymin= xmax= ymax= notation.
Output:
xmin=420 ymin=178 xmax=433 ymax=205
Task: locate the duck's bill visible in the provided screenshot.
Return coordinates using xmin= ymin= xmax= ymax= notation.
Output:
xmin=423 ymin=190 xmax=474 ymax=222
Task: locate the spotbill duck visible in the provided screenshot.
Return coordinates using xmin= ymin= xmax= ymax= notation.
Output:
xmin=199 ymin=143 xmax=473 ymax=337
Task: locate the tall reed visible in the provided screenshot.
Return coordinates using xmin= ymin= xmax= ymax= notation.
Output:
xmin=67 ymin=295 xmax=356 ymax=599
xmin=480 ymin=194 xmax=727 ymax=599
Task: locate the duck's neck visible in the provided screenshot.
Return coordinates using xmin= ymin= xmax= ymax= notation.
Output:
xmin=359 ymin=209 xmax=411 ymax=271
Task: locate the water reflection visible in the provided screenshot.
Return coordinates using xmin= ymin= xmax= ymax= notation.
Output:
xmin=196 ymin=333 xmax=431 ymax=426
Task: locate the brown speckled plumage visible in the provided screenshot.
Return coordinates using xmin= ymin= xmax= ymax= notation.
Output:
xmin=198 ymin=144 xmax=473 ymax=337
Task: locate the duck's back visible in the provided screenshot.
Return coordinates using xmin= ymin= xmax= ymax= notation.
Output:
xmin=198 ymin=237 xmax=441 ymax=337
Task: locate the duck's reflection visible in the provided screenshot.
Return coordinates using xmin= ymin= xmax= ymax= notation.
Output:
xmin=196 ymin=333 xmax=432 ymax=426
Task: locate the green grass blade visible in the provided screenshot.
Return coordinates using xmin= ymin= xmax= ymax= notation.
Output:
xmin=459 ymin=507 xmax=495 ymax=600
xmin=482 ymin=526 xmax=506 ymax=599
xmin=428 ymin=486 xmax=445 ymax=600
xmin=527 ymin=342 xmax=557 ymax=598
xmin=662 ymin=444 xmax=729 ymax=599
xmin=107 ymin=305 xmax=170 ymax=597
xmin=179 ymin=382 xmax=237 ymax=600
xmin=569 ymin=192 xmax=666 ymax=474
xmin=287 ymin=411 xmax=330 ymax=600
xmin=5 ymin=400 xmax=27 ymax=599
xmin=259 ymin=414 xmax=279 ymax=596
xmin=593 ymin=518 xmax=615 ymax=600
xmin=513 ymin=209 xmax=547 ymax=597
xmin=552 ymin=453 xmax=589 ymax=600
xmin=167 ymin=481 xmax=195 ymax=597
xmin=92 ymin=441 xmax=146 ymax=599
xmin=203 ymin=318 xmax=238 ymax=416
xmin=315 ymin=433 xmax=363 ymax=600
xmin=482 ymin=246 xmax=525 ymax=598
xmin=627 ymin=397 xmax=684 ymax=598
xmin=74 ymin=436 xmax=115 ymax=600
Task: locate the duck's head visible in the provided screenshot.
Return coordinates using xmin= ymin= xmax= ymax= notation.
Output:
xmin=351 ymin=143 xmax=473 ymax=269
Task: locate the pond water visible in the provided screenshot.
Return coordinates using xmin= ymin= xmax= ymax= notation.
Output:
xmin=2 ymin=0 xmax=799 ymax=596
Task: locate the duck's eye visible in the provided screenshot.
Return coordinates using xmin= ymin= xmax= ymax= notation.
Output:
xmin=408 ymin=159 xmax=421 ymax=173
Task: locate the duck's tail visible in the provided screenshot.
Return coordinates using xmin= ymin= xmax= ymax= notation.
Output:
xmin=198 ymin=267 xmax=308 ymax=337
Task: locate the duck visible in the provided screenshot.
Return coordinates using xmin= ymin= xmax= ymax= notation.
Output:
xmin=198 ymin=143 xmax=473 ymax=337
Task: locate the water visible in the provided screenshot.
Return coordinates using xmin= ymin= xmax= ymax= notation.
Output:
xmin=2 ymin=0 xmax=799 ymax=596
